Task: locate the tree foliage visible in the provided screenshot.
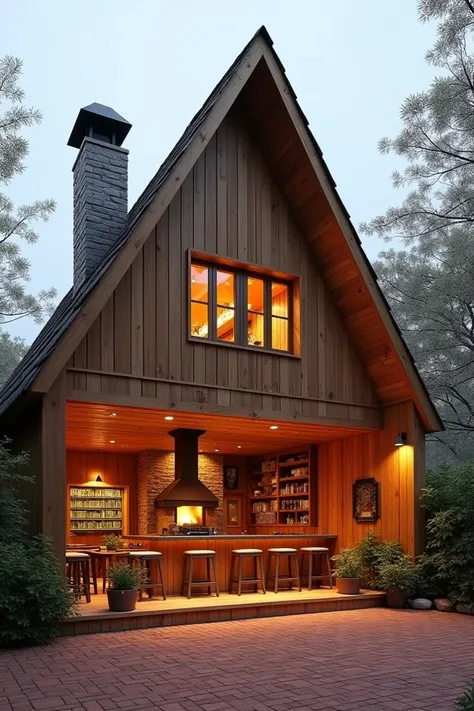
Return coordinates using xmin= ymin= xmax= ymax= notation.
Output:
xmin=417 ymin=463 xmax=474 ymax=603
xmin=361 ymin=1 xmax=474 ymax=461
xmin=0 ymin=438 xmax=75 ymax=645
xmin=0 ymin=55 xmax=57 ymax=387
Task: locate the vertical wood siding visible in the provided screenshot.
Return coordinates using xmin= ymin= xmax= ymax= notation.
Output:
xmin=69 ymin=108 xmax=379 ymax=425
xmin=317 ymin=402 xmax=423 ymax=556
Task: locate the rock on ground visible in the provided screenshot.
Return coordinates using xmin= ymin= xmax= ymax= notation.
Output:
xmin=434 ymin=598 xmax=455 ymax=612
xmin=456 ymin=603 xmax=474 ymax=615
xmin=410 ymin=598 xmax=433 ymax=610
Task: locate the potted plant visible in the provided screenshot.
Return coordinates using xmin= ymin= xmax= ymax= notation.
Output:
xmin=102 ymin=534 xmax=122 ymax=551
xmin=332 ymin=547 xmax=362 ymax=595
xmin=106 ymin=562 xmax=145 ymax=612
xmin=377 ymin=555 xmax=418 ymax=608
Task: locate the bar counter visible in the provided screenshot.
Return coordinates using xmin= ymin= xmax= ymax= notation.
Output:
xmin=123 ymin=534 xmax=337 ymax=595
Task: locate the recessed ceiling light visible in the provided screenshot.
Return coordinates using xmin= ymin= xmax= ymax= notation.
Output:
xmin=110 ymin=440 xmax=116 ymax=444
xmin=199 ymin=449 xmax=203 ymax=453
xmin=215 ymin=448 xmax=219 ymax=452
xmin=164 ymin=415 xmax=174 ymax=421
xmin=109 ymin=412 xmax=117 ymax=417
xmin=237 ymin=445 xmax=242 ymax=449
xmin=269 ymin=425 xmax=278 ymax=430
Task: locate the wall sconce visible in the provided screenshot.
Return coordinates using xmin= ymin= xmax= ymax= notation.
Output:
xmin=394 ymin=432 xmax=407 ymax=447
xmin=95 ymin=475 xmax=103 ymax=483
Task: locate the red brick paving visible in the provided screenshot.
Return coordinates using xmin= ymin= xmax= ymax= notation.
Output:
xmin=1 ymin=609 xmax=473 ymax=711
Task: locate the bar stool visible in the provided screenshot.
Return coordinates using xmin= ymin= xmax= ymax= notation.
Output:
xmin=229 ymin=549 xmax=266 ymax=595
xmin=129 ymin=551 xmax=166 ymax=600
xmin=65 ymin=552 xmax=91 ymax=603
xmin=300 ymin=547 xmax=333 ymax=590
xmin=181 ymin=550 xmax=219 ymax=599
xmin=266 ymin=548 xmax=301 ymax=593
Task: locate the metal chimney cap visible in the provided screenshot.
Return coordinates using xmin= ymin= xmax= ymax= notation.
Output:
xmin=67 ymin=102 xmax=132 ymax=148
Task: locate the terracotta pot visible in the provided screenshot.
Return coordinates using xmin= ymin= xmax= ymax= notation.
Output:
xmin=386 ymin=589 xmax=409 ymax=609
xmin=336 ymin=578 xmax=361 ymax=595
xmin=107 ymin=589 xmax=138 ymax=612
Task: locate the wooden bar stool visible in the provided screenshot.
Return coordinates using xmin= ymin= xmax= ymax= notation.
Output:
xmin=129 ymin=551 xmax=166 ymax=600
xmin=181 ymin=550 xmax=219 ymax=599
xmin=266 ymin=548 xmax=301 ymax=593
xmin=65 ymin=552 xmax=91 ymax=603
xmin=300 ymin=547 xmax=333 ymax=590
xmin=229 ymin=549 xmax=266 ymax=595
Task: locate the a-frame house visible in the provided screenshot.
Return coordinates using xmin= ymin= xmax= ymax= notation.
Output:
xmin=0 ymin=28 xmax=440 ymax=585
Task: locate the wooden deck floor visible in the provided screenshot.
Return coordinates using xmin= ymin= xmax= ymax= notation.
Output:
xmin=62 ymin=588 xmax=385 ymax=635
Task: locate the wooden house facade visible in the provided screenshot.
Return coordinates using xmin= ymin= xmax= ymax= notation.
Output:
xmin=0 ymin=28 xmax=440 ymax=581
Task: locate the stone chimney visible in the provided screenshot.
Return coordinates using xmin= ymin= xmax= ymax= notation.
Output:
xmin=67 ymin=103 xmax=132 ymax=288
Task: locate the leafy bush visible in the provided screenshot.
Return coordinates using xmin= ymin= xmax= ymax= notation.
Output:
xmin=102 ymin=534 xmax=123 ymax=550
xmin=0 ymin=437 xmax=76 ymax=646
xmin=0 ymin=537 xmax=76 ymax=646
xmin=332 ymin=547 xmax=362 ymax=579
xmin=356 ymin=531 xmax=404 ymax=590
xmin=377 ymin=555 xmax=418 ymax=594
xmin=455 ymin=680 xmax=474 ymax=710
xmin=418 ymin=464 xmax=474 ymax=604
xmin=0 ymin=437 xmax=32 ymax=542
xmin=107 ymin=563 xmax=145 ymax=590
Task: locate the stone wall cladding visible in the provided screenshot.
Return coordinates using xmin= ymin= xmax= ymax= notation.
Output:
xmin=136 ymin=451 xmax=223 ymax=533
xmin=73 ymin=137 xmax=128 ymax=287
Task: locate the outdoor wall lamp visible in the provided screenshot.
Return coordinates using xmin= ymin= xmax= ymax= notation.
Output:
xmin=394 ymin=432 xmax=407 ymax=447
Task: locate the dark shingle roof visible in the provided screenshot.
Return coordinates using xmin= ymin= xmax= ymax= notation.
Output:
xmin=0 ymin=25 xmax=441 ymax=429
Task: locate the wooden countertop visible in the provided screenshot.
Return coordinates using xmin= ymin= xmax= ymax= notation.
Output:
xmin=123 ymin=533 xmax=337 ymax=541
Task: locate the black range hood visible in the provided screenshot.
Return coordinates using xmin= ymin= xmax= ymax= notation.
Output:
xmin=155 ymin=428 xmax=219 ymax=508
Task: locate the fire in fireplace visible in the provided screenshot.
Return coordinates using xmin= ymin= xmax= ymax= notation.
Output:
xmin=176 ymin=506 xmax=203 ymax=526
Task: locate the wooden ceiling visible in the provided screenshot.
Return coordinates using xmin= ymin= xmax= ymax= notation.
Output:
xmin=66 ymin=402 xmax=370 ymax=455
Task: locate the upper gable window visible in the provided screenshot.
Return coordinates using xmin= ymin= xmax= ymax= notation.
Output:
xmin=190 ymin=260 xmax=294 ymax=354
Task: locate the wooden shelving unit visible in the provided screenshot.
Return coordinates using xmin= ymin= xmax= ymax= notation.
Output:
xmin=69 ymin=486 xmax=123 ymax=534
xmin=249 ymin=447 xmax=317 ymax=527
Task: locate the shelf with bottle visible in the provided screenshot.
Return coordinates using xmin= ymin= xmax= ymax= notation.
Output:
xmin=280 ymin=512 xmax=310 ymax=525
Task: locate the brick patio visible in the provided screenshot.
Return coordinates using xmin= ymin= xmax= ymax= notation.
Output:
xmin=1 ymin=609 xmax=473 ymax=711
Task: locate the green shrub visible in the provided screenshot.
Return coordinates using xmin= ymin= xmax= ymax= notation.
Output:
xmin=0 ymin=537 xmax=76 ymax=646
xmin=455 ymin=680 xmax=474 ymax=710
xmin=419 ymin=463 xmax=474 ymax=604
xmin=356 ymin=531 xmax=404 ymax=589
xmin=377 ymin=555 xmax=418 ymax=594
xmin=107 ymin=562 xmax=145 ymax=590
xmin=0 ymin=438 xmax=76 ymax=646
xmin=332 ymin=547 xmax=362 ymax=579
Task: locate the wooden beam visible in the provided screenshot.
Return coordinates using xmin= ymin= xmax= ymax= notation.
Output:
xmin=42 ymin=372 xmax=66 ymax=560
xmin=31 ymin=39 xmax=267 ymax=397
xmin=66 ymin=388 xmax=381 ymax=431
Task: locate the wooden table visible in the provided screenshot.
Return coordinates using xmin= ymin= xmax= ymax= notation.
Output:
xmin=87 ymin=550 xmax=131 ymax=593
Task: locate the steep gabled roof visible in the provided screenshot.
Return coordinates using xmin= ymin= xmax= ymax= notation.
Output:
xmin=0 ymin=26 xmax=442 ymax=432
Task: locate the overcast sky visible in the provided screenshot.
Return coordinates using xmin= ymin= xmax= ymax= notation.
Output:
xmin=1 ymin=0 xmax=436 ymax=343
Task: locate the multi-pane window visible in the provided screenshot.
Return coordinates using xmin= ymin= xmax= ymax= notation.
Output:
xmin=190 ymin=261 xmax=293 ymax=353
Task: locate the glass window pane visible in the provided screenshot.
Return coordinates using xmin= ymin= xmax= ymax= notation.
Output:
xmin=248 ymin=312 xmax=264 ymax=347
xmin=217 ymin=307 xmax=235 ymax=342
xmin=216 ymin=271 xmax=234 ymax=307
xmin=191 ymin=301 xmax=208 ymax=338
xmin=247 ymin=277 xmax=264 ymax=313
xmin=191 ymin=264 xmax=208 ymax=303
xmin=272 ymin=316 xmax=288 ymax=351
xmin=272 ymin=283 xmax=289 ymax=317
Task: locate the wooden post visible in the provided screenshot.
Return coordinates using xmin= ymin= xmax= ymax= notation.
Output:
xmin=42 ymin=372 xmax=66 ymax=561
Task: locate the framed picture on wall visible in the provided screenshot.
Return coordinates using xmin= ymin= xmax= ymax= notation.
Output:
xmin=353 ymin=478 xmax=379 ymax=523
xmin=225 ymin=498 xmax=242 ymax=527
xmin=224 ymin=466 xmax=238 ymax=490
